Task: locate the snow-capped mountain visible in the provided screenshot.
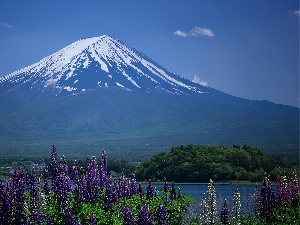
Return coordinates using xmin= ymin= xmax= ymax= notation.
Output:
xmin=0 ymin=35 xmax=209 ymax=96
xmin=0 ymin=35 xmax=298 ymax=161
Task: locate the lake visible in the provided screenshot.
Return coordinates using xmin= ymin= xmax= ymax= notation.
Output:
xmin=142 ymin=183 xmax=259 ymax=217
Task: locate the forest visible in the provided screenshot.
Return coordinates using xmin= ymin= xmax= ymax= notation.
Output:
xmin=135 ymin=144 xmax=291 ymax=182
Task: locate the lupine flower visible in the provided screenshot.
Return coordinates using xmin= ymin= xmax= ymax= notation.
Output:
xmin=253 ymin=184 xmax=260 ymax=215
xmin=130 ymin=174 xmax=138 ymax=196
xmin=177 ymin=187 xmax=182 ymax=198
xmin=170 ymin=182 xmax=176 ymax=200
xmin=260 ymin=176 xmax=275 ymax=221
xmin=28 ymin=168 xmax=39 ymax=212
xmin=138 ymin=183 xmax=144 ymax=197
xmin=232 ymin=186 xmax=241 ymax=225
xmin=276 ymin=173 xmax=289 ymax=205
xmin=50 ymin=145 xmax=58 ymax=192
xmin=163 ymin=179 xmax=169 ymax=193
xmin=0 ymin=183 xmax=11 ymax=225
xmin=158 ymin=204 xmax=169 ymax=225
xmin=104 ymin=179 xmax=114 ymax=210
xmin=29 ymin=209 xmax=45 ymax=225
xmin=45 ymin=215 xmax=54 ymax=225
xmin=119 ymin=173 xmax=129 ymax=198
xmin=138 ymin=204 xmax=154 ymax=225
xmin=64 ymin=207 xmax=76 ymax=225
xmin=146 ymin=179 xmax=154 ymax=199
xmin=200 ymin=194 xmax=209 ymax=224
xmin=207 ymin=179 xmax=217 ymax=224
xmin=89 ymin=213 xmax=97 ymax=225
xmin=220 ymin=200 xmax=229 ymax=224
xmin=123 ymin=206 xmax=135 ymax=225
xmin=85 ymin=156 xmax=100 ymax=203
xmin=9 ymin=169 xmax=26 ymax=224
xmin=43 ymin=167 xmax=50 ymax=194
xmin=290 ymin=169 xmax=299 ymax=199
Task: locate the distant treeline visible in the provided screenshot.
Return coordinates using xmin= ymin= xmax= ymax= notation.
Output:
xmin=135 ymin=144 xmax=292 ymax=182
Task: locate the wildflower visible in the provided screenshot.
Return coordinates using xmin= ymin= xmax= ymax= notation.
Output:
xmin=104 ymin=179 xmax=114 ymax=210
xmin=207 ymin=179 xmax=217 ymax=224
xmin=89 ymin=213 xmax=97 ymax=225
xmin=138 ymin=183 xmax=144 ymax=197
xmin=220 ymin=199 xmax=229 ymax=224
xmin=130 ymin=174 xmax=138 ymax=196
xmin=119 ymin=173 xmax=129 ymax=198
xmin=123 ymin=206 xmax=135 ymax=225
xmin=138 ymin=204 xmax=154 ymax=225
xmin=28 ymin=168 xmax=39 ymax=212
xmin=290 ymin=169 xmax=299 ymax=199
xmin=170 ymin=182 xmax=176 ymax=200
xmin=199 ymin=194 xmax=209 ymax=224
xmin=64 ymin=207 xmax=76 ymax=225
xmin=146 ymin=179 xmax=154 ymax=199
xmin=0 ymin=183 xmax=11 ymax=225
xmin=29 ymin=209 xmax=45 ymax=225
xmin=232 ymin=186 xmax=241 ymax=225
xmin=276 ymin=173 xmax=289 ymax=205
xmin=260 ymin=176 xmax=275 ymax=221
xmin=158 ymin=204 xmax=169 ymax=225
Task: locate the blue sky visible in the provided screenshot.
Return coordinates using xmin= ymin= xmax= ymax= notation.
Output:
xmin=0 ymin=0 xmax=299 ymax=107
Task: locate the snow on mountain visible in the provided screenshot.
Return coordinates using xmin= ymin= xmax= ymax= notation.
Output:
xmin=0 ymin=35 xmax=208 ymax=96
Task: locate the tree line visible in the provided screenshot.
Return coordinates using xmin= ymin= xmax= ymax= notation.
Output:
xmin=134 ymin=144 xmax=291 ymax=182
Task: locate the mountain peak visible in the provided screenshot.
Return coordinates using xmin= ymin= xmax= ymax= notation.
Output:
xmin=0 ymin=35 xmax=209 ymax=97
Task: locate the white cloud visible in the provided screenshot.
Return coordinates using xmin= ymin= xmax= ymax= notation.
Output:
xmin=174 ymin=26 xmax=215 ymax=38
xmin=190 ymin=27 xmax=215 ymax=37
xmin=292 ymin=9 xmax=300 ymax=16
xmin=192 ymin=75 xmax=208 ymax=86
xmin=174 ymin=30 xmax=188 ymax=37
xmin=0 ymin=22 xmax=15 ymax=28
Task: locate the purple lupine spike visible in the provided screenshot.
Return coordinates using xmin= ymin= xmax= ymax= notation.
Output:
xmin=28 ymin=168 xmax=39 ymax=212
xmin=10 ymin=169 xmax=26 ymax=224
xmin=290 ymin=169 xmax=299 ymax=199
xmin=0 ymin=183 xmax=11 ymax=224
xmin=170 ymin=182 xmax=177 ymax=200
xmin=276 ymin=173 xmax=289 ymax=205
xmin=85 ymin=156 xmax=101 ymax=203
xmin=146 ymin=179 xmax=154 ymax=199
xmin=260 ymin=176 xmax=275 ymax=221
xmin=138 ymin=183 xmax=144 ymax=197
xmin=64 ymin=207 xmax=76 ymax=225
xmin=50 ymin=145 xmax=58 ymax=192
xmin=29 ymin=209 xmax=45 ymax=225
xmin=253 ymin=184 xmax=260 ymax=215
xmin=158 ymin=204 xmax=169 ymax=225
xmin=130 ymin=174 xmax=138 ymax=196
xmin=45 ymin=215 xmax=54 ymax=225
xmin=163 ymin=179 xmax=169 ymax=193
xmin=43 ymin=166 xmax=50 ymax=194
xmin=119 ymin=173 xmax=129 ymax=198
xmin=123 ymin=206 xmax=135 ymax=225
xmin=138 ymin=204 xmax=154 ymax=225
xmin=89 ymin=213 xmax=97 ymax=225
xmin=104 ymin=179 xmax=114 ymax=210
xmin=220 ymin=200 xmax=229 ymax=224
xmin=72 ymin=162 xmax=79 ymax=182
xmin=75 ymin=219 xmax=82 ymax=225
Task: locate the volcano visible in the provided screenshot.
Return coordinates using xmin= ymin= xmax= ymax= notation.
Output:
xmin=0 ymin=35 xmax=298 ymax=161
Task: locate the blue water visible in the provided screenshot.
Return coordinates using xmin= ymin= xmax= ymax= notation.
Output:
xmin=142 ymin=183 xmax=258 ymax=217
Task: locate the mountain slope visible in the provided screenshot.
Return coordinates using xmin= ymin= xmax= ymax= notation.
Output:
xmin=0 ymin=35 xmax=211 ymax=98
xmin=0 ymin=35 xmax=298 ymax=161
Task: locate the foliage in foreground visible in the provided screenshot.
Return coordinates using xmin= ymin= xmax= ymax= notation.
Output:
xmin=0 ymin=145 xmax=299 ymax=224
xmin=0 ymin=145 xmax=194 ymax=225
